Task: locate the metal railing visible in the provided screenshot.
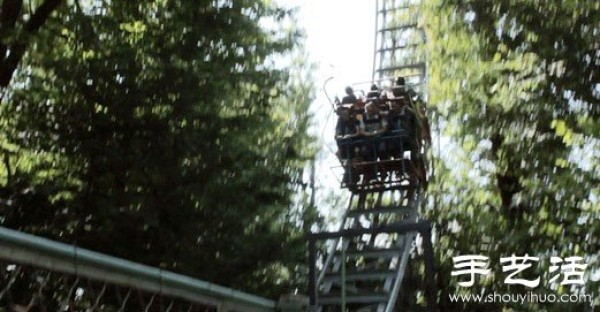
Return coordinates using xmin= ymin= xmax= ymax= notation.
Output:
xmin=307 ymin=219 xmax=436 ymax=312
xmin=0 ymin=226 xmax=276 ymax=311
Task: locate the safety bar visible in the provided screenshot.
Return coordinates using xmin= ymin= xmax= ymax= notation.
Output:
xmin=337 ymin=131 xmax=412 ymax=187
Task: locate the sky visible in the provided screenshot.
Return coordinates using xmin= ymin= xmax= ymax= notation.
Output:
xmin=277 ymin=0 xmax=377 ymax=220
xmin=281 ymin=0 xmax=376 ymax=87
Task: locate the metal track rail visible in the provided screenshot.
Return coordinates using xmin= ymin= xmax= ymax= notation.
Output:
xmin=0 ymin=226 xmax=275 ymax=312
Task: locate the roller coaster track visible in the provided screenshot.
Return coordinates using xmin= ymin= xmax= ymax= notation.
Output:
xmin=373 ymin=0 xmax=427 ymax=95
xmin=0 ymin=226 xmax=275 ymax=311
xmin=308 ymin=0 xmax=434 ymax=311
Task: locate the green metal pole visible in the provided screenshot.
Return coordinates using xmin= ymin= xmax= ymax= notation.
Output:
xmin=308 ymin=238 xmax=317 ymax=310
xmin=0 ymin=226 xmax=276 ymax=311
xmin=341 ymin=237 xmax=346 ymax=312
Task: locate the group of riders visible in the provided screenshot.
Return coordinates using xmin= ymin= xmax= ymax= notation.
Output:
xmin=333 ymin=77 xmax=431 ymax=191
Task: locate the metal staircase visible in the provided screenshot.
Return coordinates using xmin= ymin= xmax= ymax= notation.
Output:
xmin=307 ymin=0 xmax=433 ymax=310
xmin=317 ymin=187 xmax=417 ymax=311
xmin=308 ymin=185 xmax=435 ymax=312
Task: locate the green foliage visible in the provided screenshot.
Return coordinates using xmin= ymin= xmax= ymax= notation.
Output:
xmin=422 ymin=0 xmax=599 ymax=310
xmin=0 ymin=0 xmax=316 ymax=299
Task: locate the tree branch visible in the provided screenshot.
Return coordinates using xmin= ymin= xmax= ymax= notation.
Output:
xmin=0 ymin=0 xmax=62 ymax=88
xmin=0 ymin=0 xmax=24 ymax=58
xmin=24 ymin=0 xmax=61 ymax=32
xmin=2 ymin=149 xmax=12 ymax=183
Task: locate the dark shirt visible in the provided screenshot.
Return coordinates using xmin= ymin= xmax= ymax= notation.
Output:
xmin=361 ymin=114 xmax=387 ymax=134
xmin=366 ymin=90 xmax=380 ymax=99
xmin=336 ymin=117 xmax=358 ymax=139
xmin=392 ymin=86 xmax=408 ymax=98
xmin=341 ymin=94 xmax=357 ymax=104
xmin=336 ymin=117 xmax=358 ymax=159
xmin=387 ymin=107 xmax=415 ymax=136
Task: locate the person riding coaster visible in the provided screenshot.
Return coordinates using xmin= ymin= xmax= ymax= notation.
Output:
xmin=335 ymin=104 xmax=359 ymax=186
xmin=332 ymin=78 xmax=430 ymax=190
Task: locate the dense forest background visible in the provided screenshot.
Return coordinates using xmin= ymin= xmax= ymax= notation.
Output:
xmin=0 ymin=0 xmax=598 ymax=310
xmin=0 ymin=0 xmax=317 ymax=299
xmin=421 ymin=0 xmax=599 ymax=311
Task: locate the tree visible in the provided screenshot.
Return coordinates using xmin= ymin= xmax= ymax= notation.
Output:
xmin=422 ymin=0 xmax=599 ymax=310
xmin=0 ymin=0 xmax=316 ymax=299
xmin=0 ymin=0 xmax=62 ymax=90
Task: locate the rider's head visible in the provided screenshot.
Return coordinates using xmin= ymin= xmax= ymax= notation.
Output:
xmin=345 ymin=86 xmax=354 ymax=95
xmin=395 ymin=76 xmax=405 ymax=86
xmin=370 ymin=84 xmax=378 ymax=91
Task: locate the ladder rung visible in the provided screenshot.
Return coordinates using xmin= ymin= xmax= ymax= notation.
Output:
xmin=312 ymin=220 xmax=425 ymax=240
xmin=376 ymin=63 xmax=426 ymax=72
xmin=378 ymin=6 xmax=412 ymax=14
xmin=347 ymin=205 xmax=410 ymax=218
xmin=345 ymin=246 xmax=405 ymax=259
xmin=377 ymin=44 xmax=422 ymax=53
xmin=323 ymin=270 xmax=396 ymax=282
xmin=378 ymin=24 xmax=418 ymax=33
xmin=319 ymin=293 xmax=389 ymax=304
xmin=352 ymin=184 xmax=412 ymax=194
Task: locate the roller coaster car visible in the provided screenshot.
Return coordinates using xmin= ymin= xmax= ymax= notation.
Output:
xmin=338 ymin=133 xmax=425 ymax=193
xmin=336 ymin=87 xmax=430 ymax=194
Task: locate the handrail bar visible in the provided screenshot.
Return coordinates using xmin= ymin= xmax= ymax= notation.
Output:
xmin=0 ymin=226 xmax=276 ymax=312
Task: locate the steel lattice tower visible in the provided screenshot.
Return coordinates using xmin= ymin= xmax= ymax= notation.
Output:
xmin=373 ymin=0 xmax=427 ymax=97
xmin=307 ymin=1 xmax=435 ymax=311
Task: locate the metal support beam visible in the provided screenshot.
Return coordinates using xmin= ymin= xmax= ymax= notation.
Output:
xmin=308 ymin=220 xmax=430 ymax=240
xmin=422 ymin=227 xmax=437 ymax=312
xmin=376 ymin=63 xmax=426 ymax=73
xmin=378 ymin=24 xmax=418 ymax=33
xmin=340 ymin=238 xmax=346 ymax=312
xmin=0 ymin=226 xmax=276 ymax=312
xmin=308 ymin=238 xmax=317 ymax=311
